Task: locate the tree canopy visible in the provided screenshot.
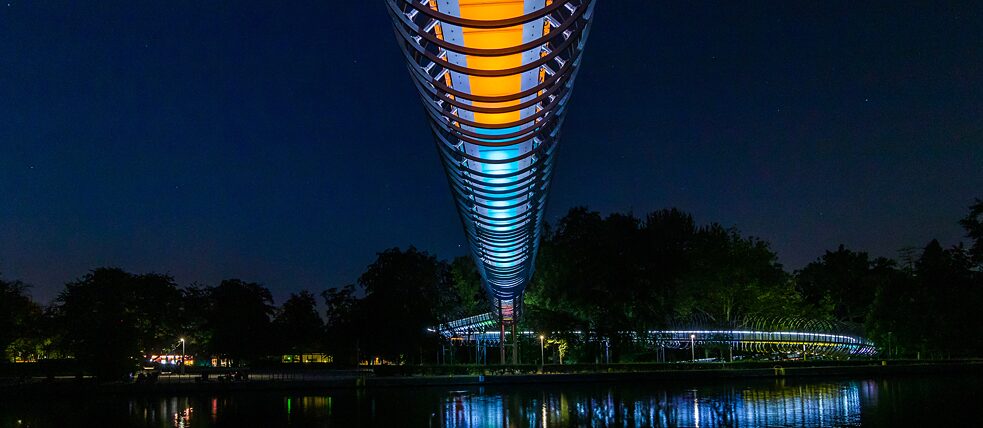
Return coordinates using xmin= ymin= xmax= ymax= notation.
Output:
xmin=54 ymin=268 xmax=183 ymax=378
xmin=4 ymin=199 xmax=983 ymax=373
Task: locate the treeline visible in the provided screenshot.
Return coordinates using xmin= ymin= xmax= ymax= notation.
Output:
xmin=0 ymin=248 xmax=485 ymax=378
xmin=2 ymin=200 xmax=981 ymax=377
xmin=1 ymin=271 xmax=327 ymax=379
xmin=522 ymin=203 xmax=983 ymax=362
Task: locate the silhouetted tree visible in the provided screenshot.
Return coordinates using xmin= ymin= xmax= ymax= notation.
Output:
xmin=177 ymin=284 xmax=212 ymax=361
xmin=201 ymin=279 xmax=275 ymax=364
xmin=273 ymin=291 xmax=324 ymax=354
xmin=54 ymin=268 xmax=182 ymax=379
xmin=795 ymin=246 xmax=894 ymax=323
xmin=0 ymin=275 xmax=43 ymax=362
xmin=346 ymin=247 xmax=455 ymax=364
xmin=525 ymin=207 xmax=795 ymax=362
xmin=448 ymin=256 xmax=488 ymax=316
xmin=867 ymin=239 xmax=981 ymax=356
xmin=321 ymin=284 xmax=358 ymax=363
xmin=959 ymin=198 xmax=983 ymax=267
xmin=915 ymin=240 xmax=978 ymax=354
xmin=677 ymin=224 xmax=792 ymax=324
xmin=526 ymin=208 xmax=633 ymax=344
xmin=638 ymin=208 xmax=700 ymax=322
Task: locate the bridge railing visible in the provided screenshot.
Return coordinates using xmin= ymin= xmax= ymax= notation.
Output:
xmin=431 ymin=312 xmax=878 ymax=357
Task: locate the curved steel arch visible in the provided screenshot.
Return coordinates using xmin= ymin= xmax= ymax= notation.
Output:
xmin=652 ymin=316 xmax=878 ymax=357
xmin=647 ymin=330 xmax=877 ymax=358
xmin=387 ymin=0 xmax=596 ymax=320
xmin=433 ymin=314 xmax=878 ymax=358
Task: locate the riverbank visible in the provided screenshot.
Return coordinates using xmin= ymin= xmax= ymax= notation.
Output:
xmin=3 ymin=359 xmax=981 ymax=398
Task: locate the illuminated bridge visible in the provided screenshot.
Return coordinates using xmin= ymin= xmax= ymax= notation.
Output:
xmin=433 ymin=314 xmax=878 ymax=358
xmin=386 ymin=0 xmax=596 ymax=322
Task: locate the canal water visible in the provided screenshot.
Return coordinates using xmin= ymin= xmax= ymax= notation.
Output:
xmin=2 ymin=374 xmax=980 ymax=427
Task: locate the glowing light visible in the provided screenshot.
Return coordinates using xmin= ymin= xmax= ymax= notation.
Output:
xmin=388 ymin=0 xmax=596 ymax=317
xmin=433 ymin=313 xmax=878 ymax=357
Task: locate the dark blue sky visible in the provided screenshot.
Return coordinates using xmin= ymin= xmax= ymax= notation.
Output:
xmin=2 ymin=1 xmax=981 ymax=304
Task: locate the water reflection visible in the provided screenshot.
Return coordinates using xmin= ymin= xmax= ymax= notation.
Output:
xmin=108 ymin=382 xmax=863 ymax=428
xmin=6 ymin=375 xmax=983 ymax=427
xmin=123 ymin=396 xmax=196 ymax=428
xmin=439 ymin=381 xmax=864 ymax=427
xmin=284 ymin=396 xmax=333 ymax=420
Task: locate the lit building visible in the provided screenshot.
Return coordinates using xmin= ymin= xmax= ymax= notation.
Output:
xmin=386 ymin=0 xmax=596 ymax=322
xmin=147 ymin=354 xmax=194 ymax=367
xmin=281 ymin=353 xmax=334 ymax=364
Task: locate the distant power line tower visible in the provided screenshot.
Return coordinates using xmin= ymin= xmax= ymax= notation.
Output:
xmin=386 ymin=0 xmax=597 ymax=326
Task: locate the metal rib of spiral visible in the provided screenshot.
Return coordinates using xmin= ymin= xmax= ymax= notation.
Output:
xmin=387 ymin=0 xmax=596 ymax=320
xmin=650 ymin=316 xmax=878 ymax=357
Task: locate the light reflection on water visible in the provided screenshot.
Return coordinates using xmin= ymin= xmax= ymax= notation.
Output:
xmin=6 ymin=375 xmax=983 ymax=427
xmin=438 ymin=381 xmax=864 ymax=427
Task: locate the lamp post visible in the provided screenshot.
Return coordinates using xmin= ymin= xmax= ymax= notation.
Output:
xmin=690 ymin=334 xmax=696 ymax=362
xmin=887 ymin=331 xmax=892 ymax=359
xmin=539 ymin=335 xmax=545 ymax=369
xmin=179 ymin=338 xmax=186 ymax=375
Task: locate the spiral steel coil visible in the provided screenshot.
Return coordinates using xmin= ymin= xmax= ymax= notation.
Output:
xmin=387 ymin=0 xmax=596 ymax=320
xmin=432 ymin=314 xmax=878 ymax=357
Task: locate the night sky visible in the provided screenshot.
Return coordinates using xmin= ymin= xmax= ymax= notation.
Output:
xmin=2 ymin=1 xmax=981 ymax=304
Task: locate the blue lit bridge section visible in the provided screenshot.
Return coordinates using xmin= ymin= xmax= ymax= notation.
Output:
xmin=386 ymin=0 xmax=596 ymax=320
xmin=433 ymin=314 xmax=878 ymax=358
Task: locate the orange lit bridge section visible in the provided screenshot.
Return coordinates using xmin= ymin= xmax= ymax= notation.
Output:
xmin=386 ymin=0 xmax=596 ymax=320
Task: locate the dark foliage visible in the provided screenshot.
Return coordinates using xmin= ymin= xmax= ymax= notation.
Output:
xmin=0 ymin=276 xmax=42 ymax=361
xmin=200 ymin=279 xmax=275 ymax=363
xmin=53 ymin=268 xmax=182 ymax=379
xmin=326 ymin=247 xmax=457 ymax=364
xmin=273 ymin=291 xmax=324 ymax=354
xmin=796 ymin=246 xmax=894 ymax=323
xmin=960 ymin=199 xmax=983 ymax=266
xmin=4 ymin=199 xmax=982 ymax=371
xmin=523 ymin=208 xmax=794 ymax=362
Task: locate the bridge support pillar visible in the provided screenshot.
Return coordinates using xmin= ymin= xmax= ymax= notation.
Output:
xmin=500 ymin=320 xmax=506 ymax=365
xmin=511 ymin=323 xmax=518 ymax=365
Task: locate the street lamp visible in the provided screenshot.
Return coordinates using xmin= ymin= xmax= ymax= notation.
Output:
xmin=887 ymin=331 xmax=893 ymax=359
xmin=179 ymin=338 xmax=186 ymax=375
xmin=690 ymin=334 xmax=696 ymax=362
xmin=539 ymin=335 xmax=545 ymax=369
